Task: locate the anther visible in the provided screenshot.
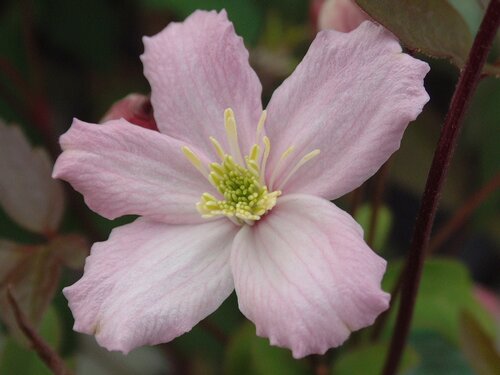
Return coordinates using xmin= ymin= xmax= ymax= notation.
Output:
xmin=256 ymin=110 xmax=267 ymax=140
xmin=224 ymin=108 xmax=244 ymax=166
xmin=209 ymin=136 xmax=226 ymax=160
xmin=182 ymin=146 xmax=209 ymax=179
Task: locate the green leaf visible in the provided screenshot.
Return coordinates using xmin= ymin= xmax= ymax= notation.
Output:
xmin=0 ymin=244 xmax=61 ymax=343
xmin=463 ymin=78 xmax=500 ymax=242
xmin=447 ymin=0 xmax=484 ymax=35
xmin=141 ymin=0 xmax=264 ymax=45
xmin=354 ymin=204 xmax=393 ymax=252
xmin=382 ymin=258 xmax=494 ymax=344
xmin=225 ymin=322 xmax=309 ymax=375
xmin=49 ymin=234 xmax=89 ymax=270
xmin=355 ymin=0 xmax=473 ymax=67
xmin=407 ymin=330 xmax=473 ymax=375
xmin=0 ymin=306 xmax=62 ymax=375
xmin=355 ymin=0 xmax=500 ymax=76
xmin=0 ymin=122 xmax=65 ymax=235
xmin=459 ymin=311 xmax=500 ymax=375
xmin=255 ymin=0 xmax=309 ymax=23
xmin=331 ymin=343 xmax=419 ymax=375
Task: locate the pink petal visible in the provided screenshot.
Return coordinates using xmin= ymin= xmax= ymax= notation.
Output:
xmin=264 ymin=22 xmax=429 ymax=200
xmin=231 ymin=194 xmax=390 ymax=358
xmin=0 ymin=120 xmax=64 ymax=235
xmin=53 ymin=118 xmax=213 ymax=224
xmin=141 ymin=10 xmax=262 ymax=157
xmin=64 ymin=217 xmax=238 ymax=353
xmin=318 ymin=0 xmax=371 ymax=32
xmin=100 ymin=93 xmax=158 ymax=131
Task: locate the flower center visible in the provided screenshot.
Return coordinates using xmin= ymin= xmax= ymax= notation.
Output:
xmin=182 ymin=108 xmax=319 ymax=225
xmin=198 ymin=153 xmax=280 ymax=223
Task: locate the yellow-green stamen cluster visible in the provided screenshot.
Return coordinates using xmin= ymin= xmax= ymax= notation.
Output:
xmin=198 ymin=151 xmax=280 ymax=222
xmin=182 ymin=107 xmax=320 ymax=225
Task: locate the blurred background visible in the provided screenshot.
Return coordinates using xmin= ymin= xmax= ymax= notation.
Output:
xmin=0 ymin=0 xmax=499 ymax=374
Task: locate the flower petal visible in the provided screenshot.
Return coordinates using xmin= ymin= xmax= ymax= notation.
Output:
xmin=141 ymin=10 xmax=263 ymax=157
xmin=0 ymin=120 xmax=64 ymax=234
xmin=264 ymin=22 xmax=429 ymax=200
xmin=231 ymin=194 xmax=390 ymax=358
xmin=53 ymin=118 xmax=213 ymax=224
xmin=64 ymin=217 xmax=238 ymax=353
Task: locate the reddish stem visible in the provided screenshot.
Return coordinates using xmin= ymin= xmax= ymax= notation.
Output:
xmin=382 ymin=1 xmax=500 ymax=374
xmin=0 ymin=57 xmax=32 ymax=97
xmin=7 ymin=287 xmax=73 ymax=375
xmin=428 ymin=172 xmax=500 ymax=253
xmin=371 ymin=172 xmax=500 ymax=341
xmin=349 ymin=185 xmax=364 ymax=217
xmin=199 ymin=319 xmax=228 ymax=345
xmin=367 ymin=161 xmax=391 ymax=248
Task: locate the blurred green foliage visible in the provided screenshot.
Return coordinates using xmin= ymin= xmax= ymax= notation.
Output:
xmin=382 ymin=258 xmax=494 ymax=344
xmin=0 ymin=306 xmax=62 ymax=375
xmin=331 ymin=343 xmax=419 ymax=375
xmin=225 ymin=323 xmax=309 ymax=375
xmin=408 ymin=330 xmax=474 ymax=375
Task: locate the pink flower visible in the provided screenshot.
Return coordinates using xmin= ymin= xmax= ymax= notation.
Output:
xmin=318 ymin=0 xmax=371 ymax=32
xmin=53 ymin=10 xmax=429 ymax=358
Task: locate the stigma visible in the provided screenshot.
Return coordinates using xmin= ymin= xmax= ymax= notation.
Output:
xmin=182 ymin=108 xmax=319 ymax=225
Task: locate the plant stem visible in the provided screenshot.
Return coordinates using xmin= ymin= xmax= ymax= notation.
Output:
xmin=381 ymin=2 xmax=500 ymax=374
xmin=7 ymin=287 xmax=74 ymax=375
xmin=367 ymin=160 xmax=391 ymax=248
xmin=370 ymin=268 xmax=403 ymax=342
xmin=372 ymin=172 xmax=500 ymax=340
xmin=428 ymin=172 xmax=500 ymax=253
xmin=199 ymin=319 xmax=228 ymax=345
xmin=349 ymin=185 xmax=364 ymax=217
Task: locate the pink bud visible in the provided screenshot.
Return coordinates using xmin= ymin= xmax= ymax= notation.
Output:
xmin=309 ymin=0 xmax=325 ymax=34
xmin=318 ymin=0 xmax=371 ymax=33
xmin=474 ymin=285 xmax=500 ymax=320
xmin=101 ymin=94 xmax=158 ymax=131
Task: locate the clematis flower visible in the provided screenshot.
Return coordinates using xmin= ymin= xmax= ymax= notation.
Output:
xmin=53 ymin=10 xmax=429 ymax=358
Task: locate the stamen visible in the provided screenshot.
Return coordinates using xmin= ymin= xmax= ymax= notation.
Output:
xmin=246 ymin=144 xmax=261 ymax=176
xmin=256 ymin=110 xmax=267 ymax=141
xmin=260 ymin=136 xmax=271 ymax=184
xmin=196 ymin=152 xmax=280 ymax=224
xmin=209 ymin=136 xmax=225 ymax=161
xmin=224 ymin=108 xmax=244 ymax=166
xmin=269 ymin=145 xmax=295 ymax=190
xmin=182 ymin=108 xmax=324 ymax=226
xmin=182 ymin=146 xmax=209 ymax=179
xmin=248 ymin=144 xmax=260 ymax=164
xmin=245 ymin=157 xmax=260 ymax=177
xmin=278 ymin=149 xmax=321 ymax=189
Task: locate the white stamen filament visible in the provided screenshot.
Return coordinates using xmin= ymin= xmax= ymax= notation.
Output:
xmin=260 ymin=136 xmax=271 ymax=184
xmin=181 ymin=107 xmax=320 ymax=225
xmin=224 ymin=108 xmax=244 ymax=166
xmin=278 ymin=149 xmax=321 ymax=189
xmin=181 ymin=146 xmax=209 ymax=179
xmin=269 ymin=145 xmax=295 ymax=190
xmin=209 ymin=136 xmax=225 ymax=161
xmin=255 ymin=110 xmax=267 ymax=141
